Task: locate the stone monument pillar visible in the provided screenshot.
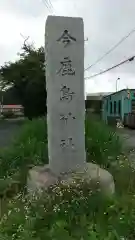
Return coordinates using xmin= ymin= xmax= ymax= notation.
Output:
xmin=45 ymin=15 xmax=86 ymax=174
xmin=27 ymin=16 xmax=115 ymax=195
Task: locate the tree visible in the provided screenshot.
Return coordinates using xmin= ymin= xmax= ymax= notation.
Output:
xmin=0 ymin=43 xmax=46 ymax=119
xmin=0 ymin=88 xmax=21 ymax=105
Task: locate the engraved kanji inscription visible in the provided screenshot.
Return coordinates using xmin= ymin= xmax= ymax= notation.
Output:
xmin=60 ymin=139 xmax=66 ymax=148
xmin=68 ymin=112 xmax=76 ymax=120
xmin=57 ymin=29 xmax=76 ymax=47
xmin=68 ymin=137 xmax=74 ymax=148
xmin=57 ymin=57 xmax=75 ymax=76
xmin=60 ymin=137 xmax=75 ymax=149
xmin=60 ymin=114 xmax=68 ymax=124
xmin=60 ymin=112 xmax=76 ymax=124
xmin=60 ymin=85 xmax=75 ymax=102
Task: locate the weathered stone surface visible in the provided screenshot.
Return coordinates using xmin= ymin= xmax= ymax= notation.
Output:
xmin=45 ymin=16 xmax=86 ymax=175
xmin=27 ymin=165 xmax=59 ymax=193
xmin=27 ymin=163 xmax=115 ymax=195
xmin=85 ymin=163 xmax=115 ymax=194
xmin=65 ymin=163 xmax=115 ymax=194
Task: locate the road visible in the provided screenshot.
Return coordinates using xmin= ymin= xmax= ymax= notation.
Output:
xmin=117 ymin=127 xmax=135 ymax=168
xmin=118 ymin=128 xmax=135 ymax=150
xmin=0 ymin=119 xmax=24 ymax=148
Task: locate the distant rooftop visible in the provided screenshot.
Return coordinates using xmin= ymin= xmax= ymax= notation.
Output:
xmin=86 ymin=92 xmax=113 ymax=100
xmin=87 ymin=92 xmax=113 ymax=97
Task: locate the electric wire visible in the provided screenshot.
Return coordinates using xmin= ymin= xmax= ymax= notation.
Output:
xmin=85 ymin=27 xmax=135 ymax=71
xmin=42 ymin=0 xmax=54 ymax=13
xmin=85 ymin=56 xmax=135 ymax=80
xmin=47 ymin=0 xmax=55 ymax=12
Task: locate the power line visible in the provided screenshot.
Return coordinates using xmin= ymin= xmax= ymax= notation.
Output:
xmin=85 ymin=55 xmax=135 ymax=80
xmin=44 ymin=0 xmax=53 ymax=13
xmin=85 ymin=27 xmax=135 ymax=71
xmin=42 ymin=0 xmax=54 ymax=14
xmin=47 ymin=0 xmax=55 ymax=12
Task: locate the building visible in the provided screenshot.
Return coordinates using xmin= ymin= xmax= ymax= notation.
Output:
xmin=0 ymin=87 xmax=23 ymax=117
xmin=102 ymin=89 xmax=135 ymax=126
xmin=0 ymin=105 xmax=23 ymax=115
xmin=86 ymin=92 xmax=113 ymax=114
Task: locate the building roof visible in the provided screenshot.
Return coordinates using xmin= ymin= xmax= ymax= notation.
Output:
xmin=2 ymin=105 xmax=23 ymax=109
xmin=86 ymin=92 xmax=113 ymax=100
xmin=103 ymin=88 xmax=135 ymax=99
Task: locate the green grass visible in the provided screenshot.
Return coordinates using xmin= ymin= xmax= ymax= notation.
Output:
xmin=85 ymin=116 xmax=123 ymax=168
xmin=1 ymin=175 xmax=135 ymax=239
xmin=0 ymin=116 xmax=135 ymax=239
xmin=0 ymin=119 xmax=48 ymax=177
xmin=0 ymin=117 xmax=123 ymax=179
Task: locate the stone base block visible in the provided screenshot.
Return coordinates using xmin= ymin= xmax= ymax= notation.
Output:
xmin=27 ymin=163 xmax=115 ymax=195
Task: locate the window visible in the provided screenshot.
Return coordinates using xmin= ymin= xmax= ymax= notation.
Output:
xmin=106 ymin=100 xmax=108 ymax=112
xmin=118 ymin=100 xmax=121 ymax=115
xmin=110 ymin=102 xmax=112 ymax=114
xmin=132 ymin=100 xmax=135 ymax=112
xmin=114 ymin=101 xmax=116 ymax=114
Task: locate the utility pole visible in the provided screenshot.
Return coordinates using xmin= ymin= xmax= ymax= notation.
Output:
xmin=116 ymin=77 xmax=120 ymax=92
xmin=0 ymin=78 xmax=4 ymax=116
xmin=84 ymin=37 xmax=88 ymax=42
xmin=84 ymin=37 xmax=88 ymax=58
xmin=0 ymin=88 xmax=4 ymax=116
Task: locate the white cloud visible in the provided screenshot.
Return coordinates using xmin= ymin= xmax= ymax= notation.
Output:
xmin=1 ymin=0 xmax=135 ymax=93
